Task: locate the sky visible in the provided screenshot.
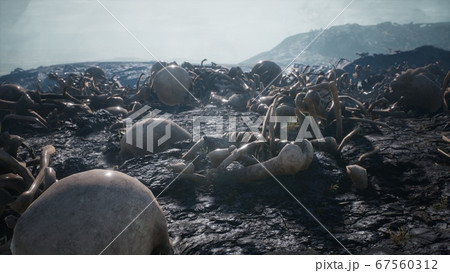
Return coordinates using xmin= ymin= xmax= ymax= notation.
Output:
xmin=0 ymin=0 xmax=449 ymax=74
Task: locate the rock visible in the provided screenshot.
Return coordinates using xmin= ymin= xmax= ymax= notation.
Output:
xmin=389 ymin=65 xmax=444 ymax=113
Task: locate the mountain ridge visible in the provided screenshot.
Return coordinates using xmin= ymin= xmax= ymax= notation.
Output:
xmin=241 ymin=21 xmax=450 ymax=66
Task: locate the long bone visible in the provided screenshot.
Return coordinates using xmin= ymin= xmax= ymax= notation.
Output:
xmin=0 ymin=89 xmax=35 ymax=111
xmin=0 ymin=173 xmax=26 ymax=194
xmin=0 ymin=150 xmax=34 ymax=187
xmin=337 ymin=126 xmax=361 ymax=152
xmin=295 ymin=82 xmax=343 ymax=141
xmin=27 ymin=110 xmax=50 ymax=128
xmin=268 ymin=98 xmax=277 ymax=153
xmin=207 ymin=145 xmax=236 ymax=168
xmin=338 ymin=95 xmax=369 ymax=117
xmin=329 ymin=117 xmax=395 ymax=134
xmin=300 ymin=82 xmax=393 ymax=141
xmin=209 ymin=141 xmax=313 ymax=183
xmin=9 ymin=145 xmax=55 ymax=214
xmin=310 ymin=137 xmax=338 ymax=155
xmin=261 ymin=103 xmax=274 ymax=140
xmin=295 ymin=90 xmax=328 ymax=120
xmin=216 ymin=141 xmax=266 ymax=170
xmin=329 ymin=81 xmax=343 ymax=141
xmin=3 ymin=114 xmax=49 ymax=130
xmin=0 ymin=98 xmax=18 ymax=110
xmin=261 ymin=94 xmax=284 ymax=155
xmin=0 ymin=133 xmax=25 ymax=158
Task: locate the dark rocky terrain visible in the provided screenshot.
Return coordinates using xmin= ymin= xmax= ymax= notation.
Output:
xmin=343 ymin=46 xmax=450 ymax=75
xmin=0 ymin=56 xmax=449 ymax=255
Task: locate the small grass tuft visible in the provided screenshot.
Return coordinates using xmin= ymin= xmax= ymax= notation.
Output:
xmin=389 ymin=227 xmax=410 ymax=244
xmin=329 ymin=183 xmax=339 ymax=193
xmin=432 ymin=196 xmax=448 ymax=210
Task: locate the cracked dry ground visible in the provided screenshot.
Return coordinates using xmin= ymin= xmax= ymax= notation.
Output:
xmin=3 ymin=108 xmax=448 ymax=255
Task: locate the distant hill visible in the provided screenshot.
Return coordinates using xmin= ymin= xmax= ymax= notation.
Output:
xmin=241 ymin=22 xmax=450 ymax=66
xmin=0 ymin=62 xmax=155 ymax=91
xmin=343 ymin=45 xmax=450 ymax=74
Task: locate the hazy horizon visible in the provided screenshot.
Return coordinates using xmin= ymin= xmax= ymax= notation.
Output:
xmin=1 ymin=0 xmax=449 ymax=75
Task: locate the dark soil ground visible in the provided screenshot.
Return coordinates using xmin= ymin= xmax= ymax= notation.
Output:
xmin=2 ymin=107 xmax=448 ymax=254
xmin=0 ymin=63 xmax=449 ymax=255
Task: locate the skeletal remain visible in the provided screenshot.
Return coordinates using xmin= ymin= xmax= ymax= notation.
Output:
xmin=0 ymin=173 xmax=26 ymax=194
xmin=261 ymin=96 xmax=279 ymax=153
xmin=251 ymin=60 xmax=282 ymax=88
xmin=183 ymin=135 xmax=237 ymax=161
xmin=216 ymin=142 xmax=265 ymax=170
xmin=11 ymin=169 xmax=173 ymax=255
xmin=9 ymin=145 xmax=55 ymax=214
xmin=437 ymin=148 xmax=450 ymax=160
xmin=85 ymin=66 xmax=106 ymax=84
xmin=261 ymin=103 xmax=274 ymax=141
xmin=207 ymin=145 xmax=236 ymax=168
xmin=0 ymin=84 xmax=52 ymax=129
xmin=369 ymin=109 xmax=407 ymax=118
xmin=130 ymin=86 xmax=152 ymax=103
xmin=329 ymin=81 xmax=343 ymax=141
xmin=346 ymin=165 xmax=368 ymax=190
xmin=0 ymin=133 xmax=25 ymax=158
xmin=119 ymin=118 xmax=192 ymax=160
xmin=443 ymin=135 xmax=450 ymax=144
xmin=209 ymin=141 xmax=313 ymax=183
xmin=339 ymin=95 xmax=369 ymax=117
xmin=310 ymin=137 xmax=338 ymax=155
xmin=305 ymin=82 xmax=330 ymax=93
xmin=295 ymin=90 xmax=327 ymax=120
xmin=358 ymin=147 xmax=380 ymax=162
xmin=182 ymin=137 xmax=206 ymax=160
xmin=168 ymin=162 xmax=195 ymax=174
xmin=339 ymin=117 xmax=394 ymax=133
xmin=178 ymin=173 xmax=207 ymax=183
xmin=0 ymin=150 xmax=34 ymax=187
xmin=152 ymin=65 xmax=191 ymax=106
xmin=294 ymin=82 xmax=343 ymax=141
xmin=228 ymin=93 xmax=252 ymax=111
xmin=256 ymin=103 xmax=269 ymax=115
xmin=338 ymin=126 xmax=361 ymax=152
xmin=368 ymin=97 xmax=390 ymax=112
xmin=3 ymin=114 xmax=49 ymax=130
